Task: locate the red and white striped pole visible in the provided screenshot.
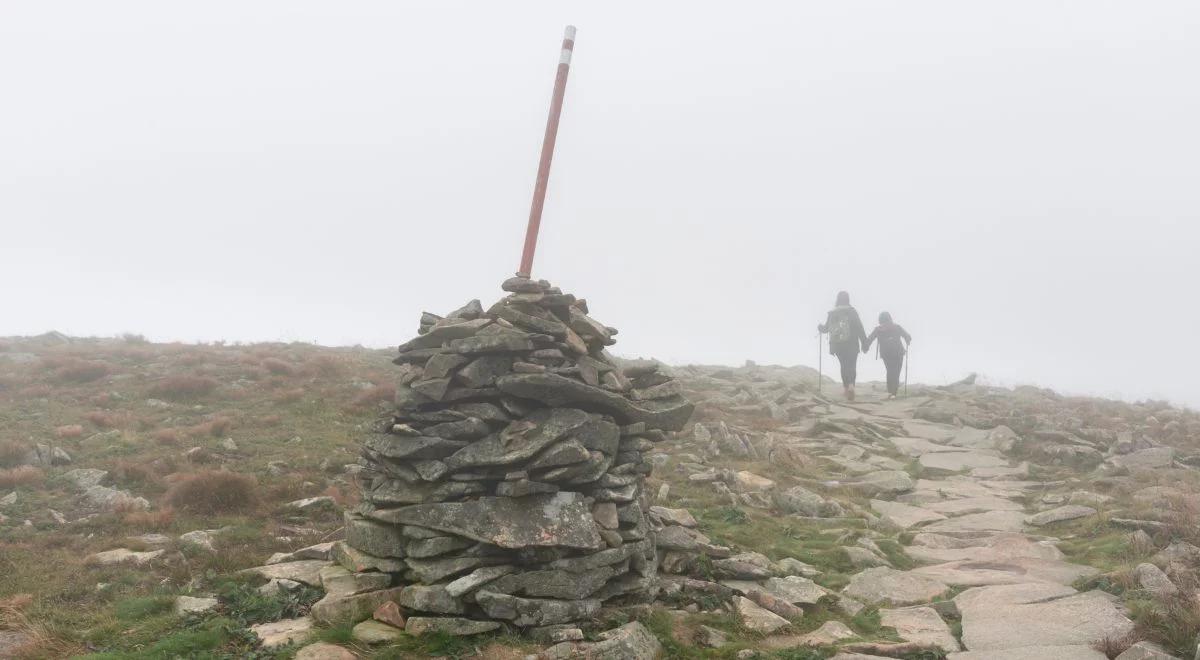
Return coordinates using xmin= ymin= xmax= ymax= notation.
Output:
xmin=516 ymin=25 xmax=576 ymax=279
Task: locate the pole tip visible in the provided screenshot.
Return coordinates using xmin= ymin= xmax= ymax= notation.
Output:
xmin=564 ymin=25 xmax=577 ymax=40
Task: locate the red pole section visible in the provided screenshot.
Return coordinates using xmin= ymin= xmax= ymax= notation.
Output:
xmin=517 ymin=25 xmax=575 ymax=278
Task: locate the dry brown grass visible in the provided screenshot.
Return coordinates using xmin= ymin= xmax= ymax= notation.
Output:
xmin=304 ymin=354 xmax=345 ymax=377
xmin=349 ymin=384 xmax=394 ymax=410
xmin=147 ymin=375 xmax=219 ymax=400
xmin=112 ymin=459 xmax=166 ymax=490
xmin=153 ymin=428 xmax=180 ymax=445
xmin=84 ymin=410 xmax=128 ymax=429
xmin=182 ymin=416 xmax=234 ymax=439
xmin=15 ymin=384 xmax=52 ymax=399
xmin=0 ymin=466 xmax=43 ymax=488
xmin=42 ymin=357 xmax=112 ymax=383
xmin=260 ymin=357 xmax=295 ymax=376
xmin=0 ymin=593 xmax=84 ymax=659
xmin=121 ymin=508 xmax=175 ymax=529
xmin=274 ymin=387 xmax=305 ymax=404
xmin=0 ymin=440 xmax=29 ymax=468
xmin=164 ymin=470 xmax=258 ymax=514
xmin=53 ymin=424 xmax=84 ymax=439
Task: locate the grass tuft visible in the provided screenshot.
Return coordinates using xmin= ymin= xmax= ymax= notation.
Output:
xmin=164 ymin=470 xmax=258 ymax=514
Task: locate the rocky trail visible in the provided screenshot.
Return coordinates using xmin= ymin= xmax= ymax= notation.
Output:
xmin=655 ymin=363 xmax=1198 ymax=660
xmin=828 ymin=396 xmax=1130 ymax=659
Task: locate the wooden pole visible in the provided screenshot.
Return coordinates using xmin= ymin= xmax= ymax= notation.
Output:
xmin=517 ymin=26 xmax=576 ymax=278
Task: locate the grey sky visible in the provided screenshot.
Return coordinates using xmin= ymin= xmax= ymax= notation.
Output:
xmin=2 ymin=2 xmax=1197 ymax=406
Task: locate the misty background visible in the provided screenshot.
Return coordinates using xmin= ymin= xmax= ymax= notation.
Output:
xmin=2 ymin=2 xmax=1197 ymax=406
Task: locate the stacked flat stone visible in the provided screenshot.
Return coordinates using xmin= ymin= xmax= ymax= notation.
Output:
xmin=342 ymin=276 xmax=694 ymax=633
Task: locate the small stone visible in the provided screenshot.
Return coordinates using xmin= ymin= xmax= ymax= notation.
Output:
xmin=1114 ymin=641 xmax=1179 ymax=660
xmin=288 ymin=496 xmax=337 ymax=512
xmin=1026 ymin=505 xmax=1096 ymax=526
xmin=174 ymin=595 xmax=219 ymax=615
xmin=398 ymin=585 xmax=464 ymax=614
xmin=1134 ymin=562 xmax=1178 ymax=596
xmin=593 ymin=502 xmax=619 ymax=529
xmin=695 ymin=625 xmax=728 ymax=648
xmin=63 ymin=468 xmax=108 ymax=490
xmin=373 ymin=601 xmax=406 ymax=628
xmin=179 ymin=530 xmax=216 ymax=553
xmin=220 ymin=438 xmax=238 ymax=451
xmin=294 ymin=642 xmax=357 ymax=660
xmin=258 ymin=578 xmax=304 ymax=596
xmin=84 ymin=549 xmax=165 ymax=567
xmin=404 ymin=617 xmax=502 ymax=636
xmin=351 ymin=619 xmax=403 ymax=644
xmin=734 ymin=596 xmax=790 ymax=633
xmin=251 ymin=617 xmax=314 ymax=649
xmin=733 ymin=470 xmax=776 ymax=492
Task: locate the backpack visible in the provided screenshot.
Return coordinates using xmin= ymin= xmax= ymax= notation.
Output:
xmin=880 ymin=332 xmax=905 ymax=358
xmin=830 ymin=312 xmax=854 ymax=345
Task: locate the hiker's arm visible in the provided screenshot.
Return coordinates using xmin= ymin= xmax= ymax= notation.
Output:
xmin=863 ymin=328 xmax=877 ymax=352
xmin=817 ymin=311 xmax=832 ymax=334
xmin=900 ymin=326 xmax=912 ymax=344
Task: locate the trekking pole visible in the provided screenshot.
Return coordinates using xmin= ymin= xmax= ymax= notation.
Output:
xmin=817 ymin=334 xmax=823 ymax=394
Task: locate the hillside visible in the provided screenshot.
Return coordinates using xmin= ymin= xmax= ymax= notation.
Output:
xmin=1 ymin=333 xmax=1199 ymax=659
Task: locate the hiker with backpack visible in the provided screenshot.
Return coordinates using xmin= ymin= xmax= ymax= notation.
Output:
xmin=864 ymin=311 xmax=912 ymax=399
xmin=817 ymin=291 xmax=868 ymax=401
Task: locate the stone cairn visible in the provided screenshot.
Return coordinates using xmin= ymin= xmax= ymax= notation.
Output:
xmin=341 ymin=277 xmax=694 ymax=635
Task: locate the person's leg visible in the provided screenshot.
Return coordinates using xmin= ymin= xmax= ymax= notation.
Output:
xmin=838 ymin=347 xmax=858 ymax=400
xmin=885 ymin=355 xmax=901 ymax=395
xmin=836 ymin=351 xmax=852 ymax=389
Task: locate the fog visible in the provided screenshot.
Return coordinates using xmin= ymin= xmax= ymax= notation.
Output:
xmin=2 ymin=2 xmax=1197 ymax=406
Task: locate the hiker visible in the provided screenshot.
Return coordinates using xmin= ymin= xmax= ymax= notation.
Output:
xmin=817 ymin=291 xmax=868 ymax=401
xmin=864 ymin=311 xmax=912 ymax=399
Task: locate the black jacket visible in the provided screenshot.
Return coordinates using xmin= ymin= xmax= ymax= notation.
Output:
xmin=865 ymin=322 xmax=911 ymax=359
xmin=819 ymin=305 xmax=867 ymax=355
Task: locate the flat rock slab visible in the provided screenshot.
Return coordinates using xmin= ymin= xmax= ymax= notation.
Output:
xmin=922 ymin=510 xmax=1028 ymax=535
xmin=243 ymin=560 xmax=331 ymax=587
xmin=846 ymin=470 xmax=915 ymax=496
xmin=880 ymin=606 xmax=960 ymax=653
xmin=907 ymin=534 xmax=1064 ymax=564
xmin=370 ymin=491 xmax=602 ymax=550
xmin=1026 ymin=505 xmax=1096 ymax=527
xmin=1108 ymin=447 xmax=1175 ymax=470
xmin=971 ymin=464 xmax=1029 ymax=479
xmin=1114 ymin=641 xmax=1181 ymax=660
xmin=956 ymin=587 xmax=1133 ymax=651
xmin=251 ymin=617 xmax=314 ymax=649
xmin=734 ymin=596 xmax=790 ymax=633
xmin=762 ymin=575 xmax=831 ymax=605
xmin=761 ymin=621 xmax=857 ymax=648
xmin=892 ymin=439 xmax=964 ymax=460
xmin=902 ymin=420 xmax=958 ymax=442
xmin=919 ymin=451 xmax=1009 ymax=473
xmin=870 ymin=499 xmax=947 ymax=529
xmin=914 ymin=478 xmax=1032 ymax=500
xmin=919 ymin=496 xmax=1024 ymax=516
xmin=949 ymin=646 xmax=1109 ymax=660
xmin=842 ymin=567 xmax=949 ymax=606
xmin=909 ymin=557 xmax=1097 ymax=587
xmin=890 ymin=436 xmax=970 ymax=458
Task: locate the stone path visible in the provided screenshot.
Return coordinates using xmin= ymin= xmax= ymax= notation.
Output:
xmin=838 ymin=395 xmax=1134 ymax=659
